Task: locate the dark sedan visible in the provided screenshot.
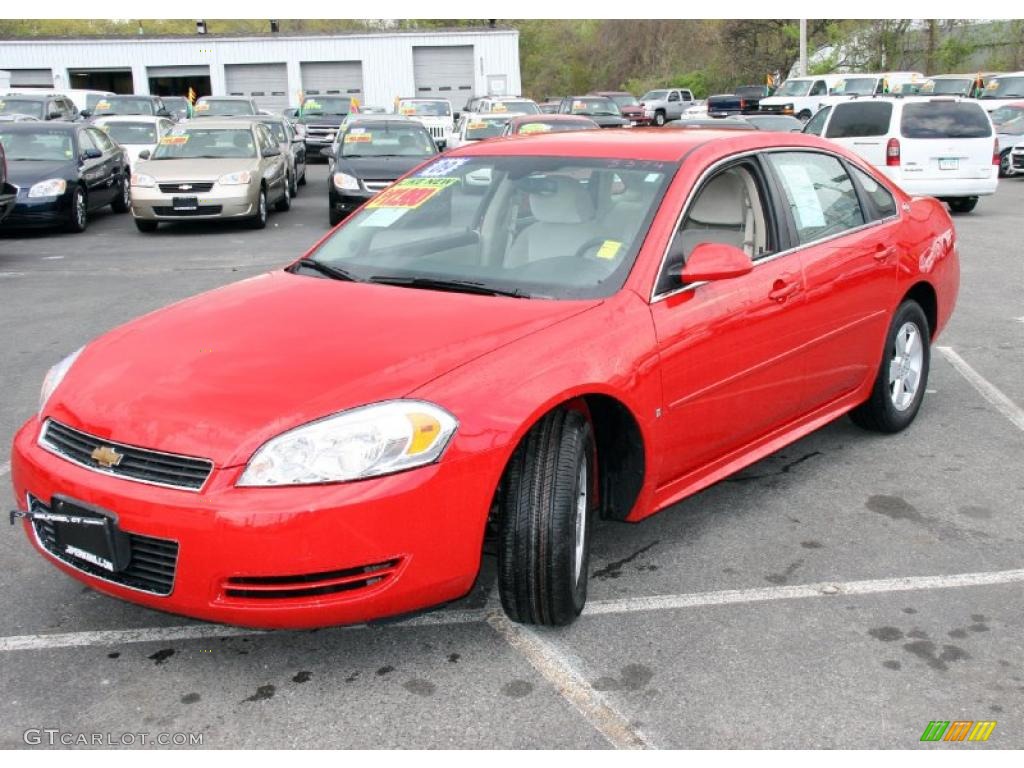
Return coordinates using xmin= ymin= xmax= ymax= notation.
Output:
xmin=323 ymin=117 xmax=439 ymax=226
xmin=0 ymin=122 xmax=130 ymax=232
xmin=557 ymin=96 xmax=630 ymax=128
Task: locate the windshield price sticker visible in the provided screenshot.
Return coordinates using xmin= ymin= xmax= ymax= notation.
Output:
xmin=349 ymin=127 xmax=367 ymax=134
xmin=467 ymin=121 xmax=488 ymax=130
xmin=572 ymin=101 xmax=587 ymax=111
xmin=195 ymin=102 xmax=210 ymax=111
xmin=96 ymin=100 xmax=111 ymax=109
xmin=519 ymin=123 xmax=552 ymax=134
xmin=417 ymin=157 xmax=469 ymax=177
xmin=367 ymin=177 xmax=458 ymax=209
xmin=159 ymin=135 xmax=189 ymax=145
xmin=400 ymin=106 xmax=416 ymax=115
xmin=344 ymin=133 xmax=372 ymax=143
xmin=491 ymin=103 xmax=508 ymax=112
xmin=595 ymin=240 xmax=623 ymax=260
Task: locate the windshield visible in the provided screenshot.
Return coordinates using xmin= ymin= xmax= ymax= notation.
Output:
xmin=832 ymin=78 xmax=878 ymax=96
xmin=0 ymin=128 xmax=74 ymax=161
xmin=489 ymin=100 xmax=540 ymax=114
xmin=608 ymin=95 xmax=640 ymax=108
xmin=86 ymin=94 xmax=113 ymax=110
xmin=982 ymin=76 xmax=1024 ymax=99
xmin=997 ymin=115 xmax=1024 ymax=135
xmin=306 ymin=155 xmax=675 ymax=300
xmin=923 ymin=78 xmax=973 ymax=96
xmin=569 ymin=98 xmax=620 ymax=116
xmin=773 ymin=79 xmax=811 ymax=97
xmin=99 ymin=121 xmax=158 ymax=145
xmin=93 ymin=98 xmax=155 ymax=115
xmin=151 ymin=127 xmax=256 ymax=159
xmin=641 ymin=90 xmax=668 ymax=101
xmin=991 ymin=105 xmax=1024 ymax=128
xmin=465 ymin=117 xmax=511 ymax=140
xmin=263 ymin=121 xmax=288 ymax=143
xmin=196 ymin=99 xmax=255 ymax=116
xmin=514 ymin=119 xmax=597 ymax=135
xmin=301 ymin=97 xmax=351 ymax=116
xmin=341 ymin=124 xmax=434 ymax=157
xmin=0 ymin=99 xmax=44 ymax=119
xmin=399 ymin=100 xmax=451 ymax=117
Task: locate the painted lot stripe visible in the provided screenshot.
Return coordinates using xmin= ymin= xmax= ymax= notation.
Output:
xmin=4 ymin=569 xmax=1023 ymax=653
xmin=487 ymin=613 xmax=651 ymax=750
xmin=0 ymin=461 xmax=9 ymax=478
xmin=937 ymin=346 xmax=1024 ymax=432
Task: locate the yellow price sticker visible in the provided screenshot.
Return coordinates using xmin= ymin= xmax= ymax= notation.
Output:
xmin=344 ymin=133 xmax=372 ymax=143
xmin=95 ymin=100 xmax=111 ymax=109
xmin=467 ymin=121 xmax=488 ymax=130
xmin=518 ymin=123 xmax=552 ymax=134
xmin=159 ymin=135 xmax=189 ymax=145
xmin=595 ymin=240 xmax=622 ymax=260
xmin=195 ymin=102 xmax=210 ymax=111
xmin=491 ymin=103 xmax=508 ymax=112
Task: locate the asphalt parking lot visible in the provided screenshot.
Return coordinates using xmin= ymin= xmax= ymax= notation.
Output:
xmin=1 ymin=164 xmax=1022 ymax=749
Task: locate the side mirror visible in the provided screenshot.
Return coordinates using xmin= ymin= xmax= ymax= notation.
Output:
xmin=263 ymin=146 xmax=281 ymax=157
xmin=138 ymin=149 xmax=151 ymax=160
xmin=320 ymin=146 xmax=336 ymax=158
xmin=80 ymin=109 xmax=92 ymax=118
xmin=80 ymin=147 xmax=103 ymax=161
xmin=453 ymin=112 xmax=461 ymax=121
xmin=157 ymin=108 xmax=171 ymax=117
xmin=679 ymin=243 xmax=752 ymax=283
xmin=49 ymin=111 xmax=63 ymax=120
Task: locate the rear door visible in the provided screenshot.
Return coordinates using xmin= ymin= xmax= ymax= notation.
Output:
xmin=76 ymin=129 xmax=113 ymax=206
xmin=823 ymin=101 xmax=894 ymax=169
xmin=899 ymin=101 xmax=995 ymax=181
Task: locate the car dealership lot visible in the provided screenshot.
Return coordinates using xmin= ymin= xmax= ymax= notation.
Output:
xmin=1 ymin=166 xmax=1022 ymax=749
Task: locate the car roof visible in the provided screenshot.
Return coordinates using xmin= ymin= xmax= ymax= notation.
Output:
xmin=508 ymin=114 xmax=595 ymax=123
xmin=3 ymin=93 xmax=56 ymax=101
xmin=0 ymin=121 xmax=77 ymax=132
xmin=346 ymin=117 xmax=422 ymax=127
xmin=93 ymin=114 xmax=167 ymax=123
xmin=103 ymin=94 xmax=157 ymax=100
xmin=179 ymin=118 xmax=257 ymax=129
xmin=198 ymin=95 xmax=253 ymax=101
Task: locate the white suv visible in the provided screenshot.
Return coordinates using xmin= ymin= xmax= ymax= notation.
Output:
xmin=806 ymin=97 xmax=998 ymax=213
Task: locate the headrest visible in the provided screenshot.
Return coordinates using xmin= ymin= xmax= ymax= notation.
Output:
xmin=687 ymin=170 xmax=746 ymax=227
xmin=529 ymin=175 xmax=595 ymax=224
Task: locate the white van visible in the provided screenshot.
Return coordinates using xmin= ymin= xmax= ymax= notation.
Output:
xmin=806 ymin=97 xmax=998 ymax=213
xmin=759 ymin=74 xmax=845 ymax=120
xmin=816 ymin=72 xmax=925 ymax=110
xmin=977 ymin=71 xmax=1024 ymax=113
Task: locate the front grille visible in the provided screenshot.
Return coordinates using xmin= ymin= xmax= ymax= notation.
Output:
xmin=1014 ymin=153 xmax=1024 ymax=170
xmin=30 ymin=495 xmax=178 ymax=596
xmin=41 ymin=420 xmax=214 ymax=491
xmin=152 ymin=205 xmax=224 ymax=217
xmin=305 ymin=125 xmax=339 ymax=136
xmin=363 ymin=179 xmax=393 ymax=191
xmin=158 ymin=182 xmax=215 ymax=194
xmin=427 ymin=126 xmax=446 ymax=139
xmin=222 ymin=559 xmax=400 ymax=600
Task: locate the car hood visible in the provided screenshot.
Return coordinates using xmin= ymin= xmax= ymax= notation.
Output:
xmin=46 ymin=271 xmax=599 ymax=467
xmin=6 ymin=159 xmax=76 ymax=188
xmin=335 ymin=155 xmax=432 ymax=180
xmin=134 ymin=158 xmax=260 ymax=181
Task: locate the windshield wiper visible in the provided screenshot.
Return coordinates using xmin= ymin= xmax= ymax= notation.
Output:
xmin=291 ymin=258 xmax=361 ymax=282
xmin=369 ymin=275 xmax=528 ymax=298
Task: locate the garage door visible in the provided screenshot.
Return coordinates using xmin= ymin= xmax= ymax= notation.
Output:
xmin=224 ymin=63 xmax=288 ymax=111
xmin=147 ymin=65 xmax=211 ymax=79
xmin=300 ymin=61 xmax=364 ymax=100
xmin=8 ymin=68 xmax=53 ymax=87
xmin=412 ymin=46 xmax=474 ymax=97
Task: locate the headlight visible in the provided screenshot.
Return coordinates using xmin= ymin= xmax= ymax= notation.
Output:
xmin=237 ymin=400 xmax=458 ymax=487
xmin=28 ymin=179 xmax=67 ymax=198
xmin=131 ymin=173 xmax=155 ymax=188
xmin=39 ymin=347 xmax=84 ymax=414
xmin=218 ymin=171 xmax=252 ymax=185
xmin=332 ymin=172 xmax=361 ymax=191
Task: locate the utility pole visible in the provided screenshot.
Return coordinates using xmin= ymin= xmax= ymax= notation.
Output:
xmin=799 ymin=18 xmax=808 ymax=76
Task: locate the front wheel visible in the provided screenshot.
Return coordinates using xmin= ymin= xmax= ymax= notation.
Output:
xmin=998 ymin=152 xmax=1011 ymax=178
xmin=247 ymin=189 xmax=268 ymax=229
xmin=498 ymin=408 xmax=596 ymax=626
xmin=654 ymin=111 xmax=666 ymax=126
xmin=850 ymin=300 xmax=931 ymax=433
xmin=948 ymin=197 xmax=978 ymax=214
xmin=111 ymin=174 xmax=131 ymax=213
xmin=275 ymin=181 xmax=291 ymax=212
xmin=65 ymin=186 xmax=88 ymax=233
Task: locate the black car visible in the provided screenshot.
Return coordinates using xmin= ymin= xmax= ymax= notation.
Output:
xmin=0 ymin=122 xmax=131 ymax=233
xmin=160 ymin=96 xmax=191 ymax=121
xmin=295 ymin=96 xmax=358 ymax=161
xmin=322 ymin=117 xmax=439 ymax=226
xmin=86 ymin=95 xmax=171 ymax=120
xmin=0 ymin=141 xmax=16 ymax=225
xmin=557 ymin=96 xmax=630 ymax=128
xmin=665 ymin=118 xmax=756 ymax=131
xmin=1 ymin=93 xmax=76 ymax=122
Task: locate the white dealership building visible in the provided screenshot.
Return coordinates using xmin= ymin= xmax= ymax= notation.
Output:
xmin=0 ymin=27 xmax=522 ymax=112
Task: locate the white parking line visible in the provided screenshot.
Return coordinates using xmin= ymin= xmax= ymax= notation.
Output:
xmin=0 ymin=461 xmax=9 ymax=478
xmin=487 ymin=613 xmax=652 ymax=750
xmin=937 ymin=346 xmax=1024 ymax=432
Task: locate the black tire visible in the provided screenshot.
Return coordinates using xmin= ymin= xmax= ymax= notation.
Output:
xmin=498 ymin=408 xmax=596 ymax=626
xmin=298 ymin=167 xmax=307 ymax=186
xmin=288 ymin=171 xmax=298 ymax=198
xmin=998 ymin=151 xmax=1011 ymax=178
xmin=850 ymin=300 xmax=931 ymax=433
xmin=948 ymin=197 xmax=978 ymax=214
xmin=654 ymin=110 xmax=666 ymax=126
xmin=275 ymin=181 xmax=291 ymax=212
xmin=247 ymin=189 xmax=268 ymax=229
xmin=65 ymin=186 xmax=88 ymax=233
xmin=111 ymin=172 xmax=131 ymax=213
xmin=134 ymin=218 xmax=158 ymax=233
xmin=797 ymin=110 xmax=813 ymax=122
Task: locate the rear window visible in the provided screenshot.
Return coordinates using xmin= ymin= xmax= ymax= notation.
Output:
xmin=825 ymin=102 xmax=893 ymax=138
xmin=900 ymin=102 xmax=992 ymax=139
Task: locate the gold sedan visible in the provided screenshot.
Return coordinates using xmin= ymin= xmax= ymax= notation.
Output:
xmin=130 ymin=119 xmax=290 ymax=232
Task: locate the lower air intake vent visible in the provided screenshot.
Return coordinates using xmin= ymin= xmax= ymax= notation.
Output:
xmin=223 ymin=559 xmax=401 ymax=600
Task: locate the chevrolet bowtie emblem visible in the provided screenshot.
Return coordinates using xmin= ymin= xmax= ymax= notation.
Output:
xmin=179 ymin=184 xmax=192 ymax=191
xmin=91 ymin=445 xmax=123 ymax=468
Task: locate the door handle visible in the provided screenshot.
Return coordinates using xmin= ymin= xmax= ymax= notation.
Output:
xmin=873 ymin=244 xmax=895 ymax=261
xmin=768 ymin=279 xmax=799 ymax=302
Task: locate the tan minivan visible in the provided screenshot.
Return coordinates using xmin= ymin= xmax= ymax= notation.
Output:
xmin=130 ymin=119 xmax=290 ymax=231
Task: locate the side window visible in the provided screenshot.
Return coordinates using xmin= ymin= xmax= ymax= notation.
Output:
xmin=257 ymin=126 xmax=276 ymax=154
xmin=657 ymin=162 xmax=774 ymax=294
xmin=78 ymin=129 xmax=99 ymax=154
xmin=765 ymin=152 xmax=866 ymax=244
xmin=802 ymin=106 xmax=831 ymax=136
xmin=89 ymin=128 xmax=114 ymax=153
xmin=681 ymin=90 xmax=693 ymax=101
xmin=47 ymin=100 xmax=60 ymax=118
xmin=809 ymin=80 xmax=827 ymax=96
xmin=849 ymin=165 xmax=898 ymax=220
xmin=668 ymin=91 xmax=680 ymax=102
xmin=825 ymin=102 xmax=892 ymax=138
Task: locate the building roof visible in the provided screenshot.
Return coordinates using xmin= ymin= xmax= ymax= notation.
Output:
xmin=0 ymin=26 xmax=517 ymax=44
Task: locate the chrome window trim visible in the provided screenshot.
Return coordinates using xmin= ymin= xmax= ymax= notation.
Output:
xmin=38 ymin=419 xmax=214 ymax=493
xmin=650 ymin=145 xmax=901 ymax=304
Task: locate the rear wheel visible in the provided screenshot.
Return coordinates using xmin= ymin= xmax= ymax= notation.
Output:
xmin=850 ymin=300 xmax=930 ymax=433
xmin=497 ymin=408 xmax=596 ymax=626
xmin=65 ymin=186 xmax=87 ymax=233
xmin=111 ymin=173 xmax=131 ymax=213
xmin=948 ymin=197 xmax=978 ymax=214
xmin=298 ymin=166 xmax=307 ymax=186
xmin=247 ymin=189 xmax=268 ymax=229
xmin=134 ymin=218 xmax=158 ymax=233
xmin=288 ymin=171 xmax=298 ymax=198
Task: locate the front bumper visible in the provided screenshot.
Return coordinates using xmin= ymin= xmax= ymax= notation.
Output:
xmin=0 ymin=189 xmax=73 ymax=229
xmin=131 ymin=183 xmax=259 ymax=221
xmin=330 ymin=186 xmax=376 ymax=216
xmin=11 ymin=417 xmax=501 ymax=628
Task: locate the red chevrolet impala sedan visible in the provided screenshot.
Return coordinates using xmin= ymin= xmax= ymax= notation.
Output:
xmin=10 ymin=130 xmax=959 ymax=628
